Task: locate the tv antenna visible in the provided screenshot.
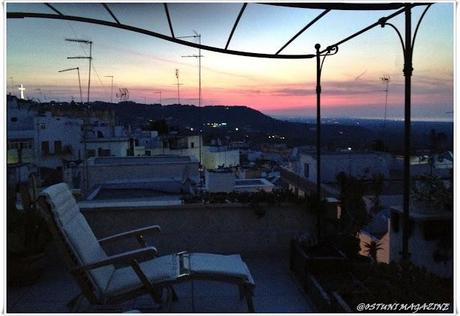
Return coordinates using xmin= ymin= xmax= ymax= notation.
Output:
xmin=65 ymin=38 xmax=93 ymax=104
xmin=58 ymin=67 xmax=83 ymax=104
xmin=104 ymin=75 xmax=114 ymax=103
xmin=155 ymin=91 xmax=162 ymax=104
xmin=381 ymin=74 xmax=390 ymax=130
xmin=179 ymin=31 xmax=204 ymax=107
xmin=175 ymin=69 xmax=183 ymax=104
xmin=116 ymin=88 xmax=130 ymax=102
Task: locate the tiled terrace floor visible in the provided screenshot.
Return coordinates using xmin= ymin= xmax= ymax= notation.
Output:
xmin=8 ymin=253 xmax=314 ymax=313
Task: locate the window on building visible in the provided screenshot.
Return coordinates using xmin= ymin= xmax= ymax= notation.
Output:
xmin=145 ymin=150 xmax=151 ymax=156
xmin=190 ymin=142 xmax=195 ymax=148
xmin=97 ymin=131 xmax=104 ymax=138
xmin=98 ymin=148 xmax=111 ymax=157
xmin=11 ymin=117 xmax=18 ymax=122
xmin=54 ymin=141 xmax=62 ymax=154
xmin=87 ymin=149 xmax=96 ymax=158
xmin=8 ymin=142 xmax=17 ymax=150
xmin=41 ymin=141 xmax=49 ymax=156
xmin=304 ymin=163 xmax=309 ymax=178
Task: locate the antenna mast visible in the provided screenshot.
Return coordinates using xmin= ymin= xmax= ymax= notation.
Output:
xmin=175 ymin=69 xmax=183 ymax=104
xmin=381 ymin=74 xmax=390 ymax=130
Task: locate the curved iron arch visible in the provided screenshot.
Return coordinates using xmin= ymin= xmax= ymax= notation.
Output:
xmin=7 ymin=12 xmax=316 ymax=59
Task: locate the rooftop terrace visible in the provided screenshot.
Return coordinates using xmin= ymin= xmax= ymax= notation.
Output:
xmin=8 ymin=251 xmax=314 ymax=313
xmin=8 ymin=201 xmax=316 ymax=313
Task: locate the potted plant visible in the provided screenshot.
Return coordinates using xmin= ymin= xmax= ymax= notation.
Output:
xmin=7 ymin=181 xmax=51 ymax=286
xmin=411 ymin=174 xmax=452 ymax=211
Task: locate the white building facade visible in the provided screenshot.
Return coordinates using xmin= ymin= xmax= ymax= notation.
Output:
xmin=202 ymin=146 xmax=240 ymax=170
xmin=388 ymin=205 xmax=453 ymax=278
xmin=7 ymin=96 xmax=36 ymax=164
xmin=294 ymin=150 xmax=391 ymax=183
xmin=34 ymin=113 xmax=83 ymax=169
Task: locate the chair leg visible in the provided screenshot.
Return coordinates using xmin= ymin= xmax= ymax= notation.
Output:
xmin=238 ymin=285 xmax=244 ymax=301
xmin=170 ymin=286 xmax=179 ymax=302
xmin=244 ymin=287 xmax=255 ymax=313
xmin=245 ymin=294 xmax=255 ymax=312
xmin=130 ymin=259 xmax=163 ymax=304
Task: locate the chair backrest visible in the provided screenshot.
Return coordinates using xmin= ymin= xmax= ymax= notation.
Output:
xmin=39 ymin=183 xmax=114 ymax=299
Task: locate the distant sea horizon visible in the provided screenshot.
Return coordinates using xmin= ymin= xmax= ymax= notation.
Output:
xmin=271 ymin=115 xmax=454 ymax=124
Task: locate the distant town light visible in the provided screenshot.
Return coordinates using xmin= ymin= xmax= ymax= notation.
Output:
xmin=235 ymin=127 xmax=239 ymax=131
xmin=347 ymin=147 xmax=352 ymax=151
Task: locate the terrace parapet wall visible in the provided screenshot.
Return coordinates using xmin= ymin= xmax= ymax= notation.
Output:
xmin=81 ymin=203 xmax=315 ymax=256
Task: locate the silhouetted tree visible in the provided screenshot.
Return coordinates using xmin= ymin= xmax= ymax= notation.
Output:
xmin=429 ymin=129 xmax=448 ymax=154
xmin=370 ymin=173 xmax=385 ymax=213
xmin=336 ymin=172 xmax=368 ymax=235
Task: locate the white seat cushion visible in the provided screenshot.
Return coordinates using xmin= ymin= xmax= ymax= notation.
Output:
xmin=105 ymin=253 xmax=255 ymax=297
xmin=40 ymin=182 xmax=80 ymax=226
xmin=41 ymin=183 xmax=115 ymax=294
xmin=188 ymin=253 xmax=255 ymax=285
xmin=64 ymin=212 xmax=115 ymax=292
xmin=105 ymin=254 xmax=178 ymax=296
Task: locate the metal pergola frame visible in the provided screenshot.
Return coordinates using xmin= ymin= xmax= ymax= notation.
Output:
xmin=7 ymin=2 xmax=434 ymax=261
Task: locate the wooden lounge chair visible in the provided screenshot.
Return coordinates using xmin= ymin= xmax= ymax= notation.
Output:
xmin=37 ymin=183 xmax=255 ymax=312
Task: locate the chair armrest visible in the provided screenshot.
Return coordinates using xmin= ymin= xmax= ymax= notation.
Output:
xmin=76 ymin=246 xmax=158 ymax=271
xmin=98 ymin=225 xmax=161 ymax=246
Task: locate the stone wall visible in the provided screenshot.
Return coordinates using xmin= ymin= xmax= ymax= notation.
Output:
xmin=82 ymin=203 xmax=315 ymax=256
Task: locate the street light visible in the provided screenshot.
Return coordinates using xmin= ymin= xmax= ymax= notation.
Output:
xmin=58 ymin=67 xmax=83 ymax=104
xmin=104 ymin=75 xmax=114 ymax=103
xmin=65 ymin=38 xmax=93 ymax=103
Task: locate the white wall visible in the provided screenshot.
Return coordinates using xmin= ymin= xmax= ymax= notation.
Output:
xmin=234 ymin=178 xmax=274 ymax=193
xmin=299 ymin=153 xmax=391 ymax=183
xmin=7 ymin=97 xmax=37 ymax=164
xmin=86 ymin=139 xmax=129 ymax=157
xmin=84 ymin=157 xmax=199 ymax=192
xmin=358 ymin=232 xmax=389 ymax=263
xmin=205 ymin=170 xmax=235 ymax=193
xmin=389 ymin=209 xmax=452 ymax=278
xmin=148 ymin=135 xmax=201 ymax=161
xmin=34 ymin=114 xmax=83 ymax=169
xmin=203 ymin=146 xmax=240 ymax=169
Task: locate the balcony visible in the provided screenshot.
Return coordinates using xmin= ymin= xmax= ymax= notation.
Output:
xmin=7 ymin=202 xmax=316 ymax=313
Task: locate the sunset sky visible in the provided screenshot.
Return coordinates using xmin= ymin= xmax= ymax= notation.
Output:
xmin=7 ymin=2 xmax=454 ymax=120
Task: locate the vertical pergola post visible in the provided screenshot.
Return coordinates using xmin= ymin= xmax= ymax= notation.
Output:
xmin=379 ymin=4 xmax=432 ymax=261
xmin=313 ymin=44 xmax=338 ymax=240
xmin=315 ymin=43 xmax=322 ymax=239
xmin=402 ymin=5 xmax=413 ymax=261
